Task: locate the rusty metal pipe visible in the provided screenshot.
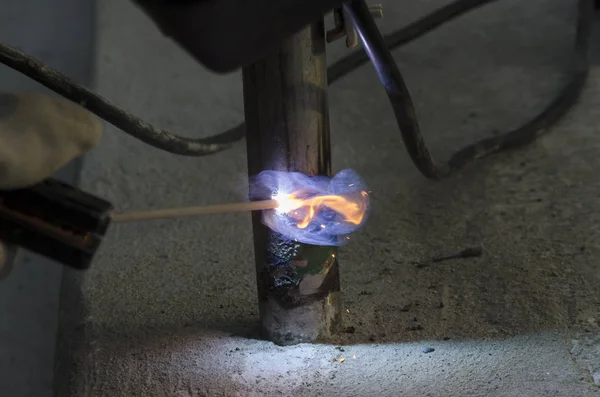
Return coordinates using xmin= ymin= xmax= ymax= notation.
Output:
xmin=243 ymin=19 xmax=342 ymax=345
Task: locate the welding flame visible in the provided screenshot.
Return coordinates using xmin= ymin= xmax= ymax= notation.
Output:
xmin=274 ymin=190 xmax=369 ymax=229
xmin=251 ymin=169 xmax=370 ymax=246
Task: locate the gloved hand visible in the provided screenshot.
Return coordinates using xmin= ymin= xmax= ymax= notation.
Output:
xmin=0 ymin=92 xmax=102 ymax=278
xmin=0 ymin=92 xmax=103 ymax=189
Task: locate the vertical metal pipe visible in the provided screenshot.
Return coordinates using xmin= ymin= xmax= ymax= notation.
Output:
xmin=243 ymin=19 xmax=342 ymax=345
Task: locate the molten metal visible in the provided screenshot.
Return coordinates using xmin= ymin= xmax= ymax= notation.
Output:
xmin=275 ymin=190 xmax=369 ymax=229
xmin=251 ymin=169 xmax=370 ymax=245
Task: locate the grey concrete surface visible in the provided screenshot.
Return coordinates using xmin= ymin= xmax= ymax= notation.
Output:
xmin=56 ymin=0 xmax=600 ymax=396
xmin=0 ymin=1 xmax=94 ymax=397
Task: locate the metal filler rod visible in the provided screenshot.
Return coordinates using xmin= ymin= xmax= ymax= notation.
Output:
xmin=111 ymin=200 xmax=278 ymax=223
xmin=243 ymin=19 xmax=342 ymax=345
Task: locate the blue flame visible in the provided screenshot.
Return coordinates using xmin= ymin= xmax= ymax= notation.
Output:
xmin=250 ymin=169 xmax=370 ymax=246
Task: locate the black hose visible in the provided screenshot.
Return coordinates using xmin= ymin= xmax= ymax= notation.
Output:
xmin=343 ymin=0 xmax=593 ymax=179
xmin=0 ymin=0 xmax=502 ymax=157
xmin=328 ymin=0 xmax=497 ymax=84
xmin=0 ymin=43 xmax=244 ymax=156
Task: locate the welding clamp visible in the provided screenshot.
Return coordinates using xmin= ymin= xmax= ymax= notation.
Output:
xmin=0 ymin=178 xmax=114 ymax=273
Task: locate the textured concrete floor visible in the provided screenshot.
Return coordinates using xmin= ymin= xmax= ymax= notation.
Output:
xmin=55 ymin=0 xmax=600 ymax=396
xmin=0 ymin=1 xmax=93 ymax=396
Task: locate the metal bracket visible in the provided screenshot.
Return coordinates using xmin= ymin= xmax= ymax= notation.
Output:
xmin=326 ymin=4 xmax=383 ymax=48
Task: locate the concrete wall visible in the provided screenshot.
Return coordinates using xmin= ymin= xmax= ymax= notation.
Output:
xmin=0 ymin=1 xmax=94 ymax=396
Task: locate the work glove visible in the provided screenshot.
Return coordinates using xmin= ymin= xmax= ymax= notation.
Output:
xmin=0 ymin=92 xmax=102 ymax=189
xmin=0 ymin=91 xmax=103 ymax=278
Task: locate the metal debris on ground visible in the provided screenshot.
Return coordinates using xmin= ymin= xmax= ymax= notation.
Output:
xmin=432 ymin=246 xmax=483 ymax=262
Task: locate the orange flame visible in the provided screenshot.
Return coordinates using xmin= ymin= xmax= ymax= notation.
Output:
xmin=274 ymin=190 xmax=369 ymax=229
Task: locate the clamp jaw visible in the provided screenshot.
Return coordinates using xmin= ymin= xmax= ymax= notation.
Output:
xmin=0 ymin=178 xmax=113 ymax=273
